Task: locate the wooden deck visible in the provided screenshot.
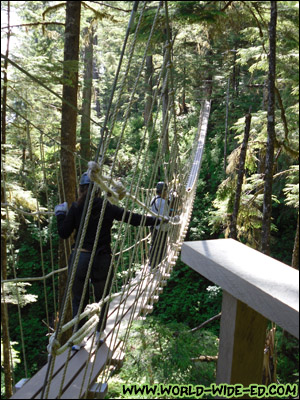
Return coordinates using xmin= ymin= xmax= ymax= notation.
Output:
xmin=11 ymin=266 xmax=165 ymax=399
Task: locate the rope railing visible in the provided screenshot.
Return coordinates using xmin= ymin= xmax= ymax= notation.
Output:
xmin=1 ymin=234 xmax=151 ymax=284
xmin=2 ymin=0 xmax=211 ymax=397
xmin=1 ymin=203 xmax=53 ymax=216
xmin=47 ymin=265 xmax=157 ymax=356
xmin=6 ymin=96 xmax=210 ymax=396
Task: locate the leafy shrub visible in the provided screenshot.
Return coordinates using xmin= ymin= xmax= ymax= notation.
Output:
xmin=152 ymin=260 xmax=222 ymax=336
xmin=107 ymin=317 xmax=218 ymax=399
xmin=276 ymin=328 xmax=299 ymax=385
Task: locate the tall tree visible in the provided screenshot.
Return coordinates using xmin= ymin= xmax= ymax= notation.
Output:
xmin=229 ymin=113 xmax=251 ymax=240
xmin=58 ymin=0 xmax=81 ymax=338
xmin=60 ymin=0 xmax=81 ymax=202
xmin=1 ymin=1 xmax=13 ymax=397
xmin=161 ymin=28 xmax=170 ymax=167
xmin=80 ymin=24 xmax=94 ymax=170
xmin=93 ymin=34 xmax=101 ymax=119
xmin=224 ymin=77 xmax=230 ymax=174
xmin=261 ymin=1 xmax=277 ymax=255
xmin=144 ymin=55 xmax=154 ymax=129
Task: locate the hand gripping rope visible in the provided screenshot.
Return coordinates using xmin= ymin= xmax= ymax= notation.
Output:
xmin=87 ymin=161 xmax=180 ymax=224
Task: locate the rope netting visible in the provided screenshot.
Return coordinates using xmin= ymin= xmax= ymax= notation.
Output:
xmin=1 ymin=1 xmax=211 ymax=398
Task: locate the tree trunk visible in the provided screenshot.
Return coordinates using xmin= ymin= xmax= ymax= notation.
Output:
xmin=80 ymin=25 xmax=94 ymax=170
xmin=144 ymin=55 xmax=153 ymax=128
xmin=291 ymin=212 xmax=299 ymax=269
xmin=162 ymin=53 xmax=169 ymax=158
xmin=261 ymin=1 xmax=277 ymax=255
xmin=59 ymin=0 xmax=81 ymax=341
xmin=229 ymin=113 xmax=252 ymax=240
xmin=232 ymin=46 xmax=239 ymax=97
xmin=161 ymin=25 xmax=171 ymax=161
xmin=224 ymin=77 xmax=230 ymax=175
xmin=1 ymin=2 xmax=13 ymax=397
xmin=178 ymin=65 xmax=188 ymax=115
xmin=93 ymin=35 xmax=101 ymax=119
xmin=181 ymin=75 xmax=188 ymax=114
xmin=61 ymin=0 xmax=80 ymax=203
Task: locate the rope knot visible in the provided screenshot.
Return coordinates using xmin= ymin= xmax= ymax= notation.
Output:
xmin=112 ymin=181 xmax=126 ymax=200
xmin=47 ymin=334 xmax=61 ymax=355
xmin=87 ymin=161 xmax=101 ymax=181
xmin=85 ymin=303 xmax=100 ymax=316
xmin=87 ymin=161 xmax=127 ymax=205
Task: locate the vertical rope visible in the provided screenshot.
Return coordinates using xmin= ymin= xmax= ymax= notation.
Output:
xmin=34 ymin=135 xmax=50 ymax=331
xmin=1 ymin=174 xmax=29 ymax=380
xmin=39 ymin=131 xmax=58 ymax=321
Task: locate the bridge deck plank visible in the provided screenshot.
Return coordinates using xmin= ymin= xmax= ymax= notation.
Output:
xmin=10 ymin=267 xmax=163 ymax=399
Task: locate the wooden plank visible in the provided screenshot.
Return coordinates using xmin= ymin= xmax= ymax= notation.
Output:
xmin=10 ymin=267 xmax=164 ymax=399
xmin=216 ymin=291 xmax=267 ymax=385
xmin=105 ymin=270 xmax=160 ymax=334
xmin=60 ymin=344 xmax=111 ymax=399
xmin=87 ymin=382 xmax=108 ymax=399
xmin=55 ymin=269 xmax=158 ymax=399
xmin=11 ymin=351 xmax=74 ymax=399
xmin=14 ymin=378 xmax=29 ymax=392
xmin=33 ymin=341 xmax=96 ymax=399
xmin=111 ymin=350 xmax=125 ymax=368
xmin=181 ymin=239 xmax=299 ymax=338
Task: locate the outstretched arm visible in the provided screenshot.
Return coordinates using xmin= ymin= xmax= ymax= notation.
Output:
xmin=56 ymin=203 xmax=77 ymax=239
xmin=110 ymin=203 xmax=157 ymax=227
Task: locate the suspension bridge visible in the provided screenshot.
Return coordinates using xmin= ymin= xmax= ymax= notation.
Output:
xmin=1 ymin=1 xmax=212 ymax=396
xmin=4 ymin=92 xmax=210 ymax=399
xmin=2 ymin=1 xmax=299 ymax=399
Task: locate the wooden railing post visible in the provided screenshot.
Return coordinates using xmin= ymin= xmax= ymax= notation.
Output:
xmin=216 ymin=291 xmax=268 ymax=385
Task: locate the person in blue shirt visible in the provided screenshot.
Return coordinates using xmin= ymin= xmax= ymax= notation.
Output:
xmin=149 ymin=181 xmax=170 ymax=269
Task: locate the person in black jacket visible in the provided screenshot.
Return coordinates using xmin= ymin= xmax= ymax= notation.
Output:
xmin=55 ymin=172 xmax=157 ymax=349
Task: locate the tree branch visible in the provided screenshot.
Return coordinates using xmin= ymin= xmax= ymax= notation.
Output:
xmin=2 ymin=21 xmax=65 ymax=30
xmin=189 ymin=312 xmax=222 ymax=333
xmin=275 ymin=138 xmax=299 ymax=160
xmin=91 ymin=1 xmax=131 ymax=12
xmin=191 ymin=355 xmax=218 ymax=362
xmin=274 ymin=86 xmax=289 ymax=143
xmin=221 ymin=1 xmax=234 ymax=12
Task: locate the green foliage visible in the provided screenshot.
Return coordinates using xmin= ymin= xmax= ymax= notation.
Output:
xmin=171 ymin=1 xmax=226 ymax=24
xmin=209 ymin=104 xmax=298 ymax=253
xmin=153 ymin=261 xmax=222 ymax=335
xmin=1 ymin=340 xmax=21 ymax=370
xmin=283 ymin=165 xmax=299 ymax=209
xmin=275 ymin=328 xmax=299 ymax=385
xmin=107 ymin=317 xmax=218 ymax=399
xmin=2 ymin=282 xmax=38 ymax=307
xmin=5 ymin=217 xmax=59 ymax=383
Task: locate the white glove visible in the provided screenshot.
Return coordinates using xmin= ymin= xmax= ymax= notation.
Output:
xmin=54 ymin=202 xmax=68 ymax=216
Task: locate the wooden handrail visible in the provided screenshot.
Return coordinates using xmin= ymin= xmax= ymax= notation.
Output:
xmin=181 ymin=239 xmax=299 ymax=386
